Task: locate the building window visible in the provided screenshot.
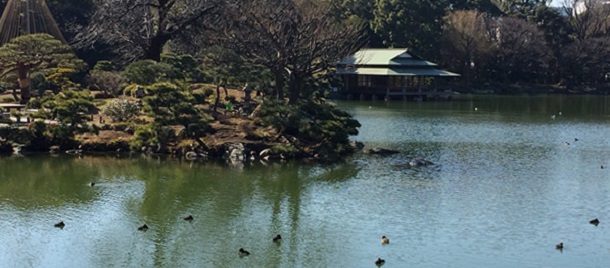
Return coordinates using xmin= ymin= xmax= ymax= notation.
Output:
xmin=406 ymin=76 xmax=418 ymax=88
xmin=389 ymin=76 xmax=405 ymax=88
xmin=358 ymin=75 xmax=370 ymax=87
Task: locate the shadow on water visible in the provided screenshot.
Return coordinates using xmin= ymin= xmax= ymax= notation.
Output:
xmin=310 ymin=162 xmax=362 ymax=183
xmin=339 ymin=94 xmax=610 ymax=119
xmin=0 ymin=154 xmax=103 ymax=208
xmin=0 ymin=154 xmax=362 ymax=267
xmin=0 ymin=155 xmax=368 ymax=267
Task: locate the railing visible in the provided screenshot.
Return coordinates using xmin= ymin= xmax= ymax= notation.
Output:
xmin=350 ymin=86 xmax=431 ymax=95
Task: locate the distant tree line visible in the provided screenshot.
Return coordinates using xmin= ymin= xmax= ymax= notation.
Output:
xmin=2 ymin=0 xmax=610 ymax=91
xmin=334 ymin=0 xmax=610 ymax=90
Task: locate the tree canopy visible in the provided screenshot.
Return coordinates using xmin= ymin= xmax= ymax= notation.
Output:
xmin=0 ymin=33 xmax=84 ymax=103
xmin=75 ymin=0 xmax=222 ymax=62
xmin=219 ymin=0 xmax=366 ymax=103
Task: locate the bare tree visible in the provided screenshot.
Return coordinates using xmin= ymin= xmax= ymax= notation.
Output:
xmin=75 ymin=0 xmax=221 ymax=62
xmin=218 ymin=0 xmax=366 ymax=103
xmin=493 ymin=16 xmax=551 ymax=83
xmin=563 ymin=0 xmax=610 ymax=40
xmin=442 ymin=10 xmax=497 ymax=85
xmin=561 ymin=0 xmax=610 ymax=85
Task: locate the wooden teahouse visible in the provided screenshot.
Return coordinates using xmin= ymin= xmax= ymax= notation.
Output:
xmin=336 ymin=48 xmax=460 ymax=101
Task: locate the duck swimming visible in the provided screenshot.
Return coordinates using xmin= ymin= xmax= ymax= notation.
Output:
xmin=381 ymin=236 xmax=390 ymax=245
xmin=239 ymin=248 xmax=250 ymax=256
xmin=54 ymin=221 xmax=65 ymax=228
xmin=183 ymin=215 xmax=194 ymax=221
xmin=138 ymin=224 xmax=149 ymax=231
xmin=556 ymin=242 xmax=563 ymax=250
xmin=273 ymin=234 xmax=282 ymax=242
xmin=590 ymin=218 xmax=600 ymax=226
xmin=375 ymin=258 xmax=385 ymax=266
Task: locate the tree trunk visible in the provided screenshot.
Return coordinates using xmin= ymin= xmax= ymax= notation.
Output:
xmin=288 ymin=74 xmax=301 ymax=104
xmin=144 ymin=35 xmax=171 ymax=61
xmin=214 ymin=84 xmax=221 ymax=113
xmin=17 ymin=64 xmax=30 ymax=104
xmin=274 ymin=71 xmax=285 ymax=100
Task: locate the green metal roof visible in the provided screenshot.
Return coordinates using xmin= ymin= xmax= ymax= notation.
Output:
xmin=337 ymin=48 xmax=460 ymax=77
xmin=339 ymin=67 xmax=460 ymax=77
xmin=338 ymin=48 xmax=437 ymax=67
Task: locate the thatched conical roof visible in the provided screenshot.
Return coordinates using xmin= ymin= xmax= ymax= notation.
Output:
xmin=0 ymin=0 xmax=66 ymax=46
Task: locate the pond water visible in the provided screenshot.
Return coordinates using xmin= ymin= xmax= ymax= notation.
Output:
xmin=2 ymin=94 xmax=610 ymax=267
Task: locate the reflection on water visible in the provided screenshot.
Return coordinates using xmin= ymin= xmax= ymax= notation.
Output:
xmin=2 ymin=95 xmax=610 ymax=267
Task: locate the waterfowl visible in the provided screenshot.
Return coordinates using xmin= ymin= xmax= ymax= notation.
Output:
xmin=564 ymin=141 xmax=570 ymax=146
xmin=556 ymin=242 xmax=563 ymax=250
xmin=239 ymin=248 xmax=250 ymax=256
xmin=381 ymin=235 xmax=390 ymax=245
xmin=183 ymin=215 xmax=194 ymax=221
xmin=54 ymin=221 xmax=65 ymax=228
xmin=375 ymin=258 xmax=385 ymax=266
xmin=138 ymin=224 xmax=149 ymax=231
xmin=89 ymin=182 xmax=96 ymax=187
xmin=574 ymin=138 xmax=579 ymax=142
xmin=590 ymin=218 xmax=600 ymax=226
xmin=273 ymin=234 xmax=282 ymax=242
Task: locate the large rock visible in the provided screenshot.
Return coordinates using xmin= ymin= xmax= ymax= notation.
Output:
xmin=259 ymin=148 xmax=283 ymax=161
xmin=259 ymin=148 xmax=272 ymax=158
xmin=224 ymin=143 xmax=245 ymax=163
xmin=185 ymin=151 xmax=199 ymax=161
xmin=349 ymin=141 xmax=365 ymax=151
xmin=365 ymin=148 xmax=400 ymax=156
xmin=409 ymin=157 xmax=434 ymax=167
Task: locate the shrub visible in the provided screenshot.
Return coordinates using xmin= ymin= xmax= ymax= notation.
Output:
xmin=92 ymin=60 xmax=116 ymax=72
xmin=123 ymin=84 xmax=141 ymax=97
xmin=142 ymin=82 xmax=212 ymax=137
xmin=26 ymin=121 xmax=50 ymax=151
xmin=46 ymin=124 xmax=78 ymax=148
xmin=0 ymin=116 xmax=10 ymax=124
xmin=203 ymin=88 xmax=215 ymax=98
xmin=26 ymin=94 xmax=54 ymax=109
xmin=1 ymin=97 xmax=14 ymax=103
xmin=270 ymin=144 xmax=300 ymax=157
xmin=93 ymin=92 xmax=111 ymax=99
xmin=87 ymin=70 xmax=127 ymax=97
xmin=102 ymin=98 xmax=140 ymax=123
xmin=161 ymin=53 xmax=204 ymax=82
xmin=258 ymin=92 xmax=360 ymax=156
xmin=192 ymin=92 xmax=207 ymax=104
xmin=41 ymin=89 xmax=95 ymax=134
xmin=130 ymin=123 xmax=175 ymax=151
xmin=122 ymin=60 xmax=181 ymax=85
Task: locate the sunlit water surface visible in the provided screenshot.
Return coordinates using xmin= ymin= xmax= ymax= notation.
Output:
xmin=2 ymin=95 xmax=610 ymax=267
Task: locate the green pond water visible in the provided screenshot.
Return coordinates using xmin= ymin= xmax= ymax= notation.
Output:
xmin=2 ymin=94 xmax=610 ymax=267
